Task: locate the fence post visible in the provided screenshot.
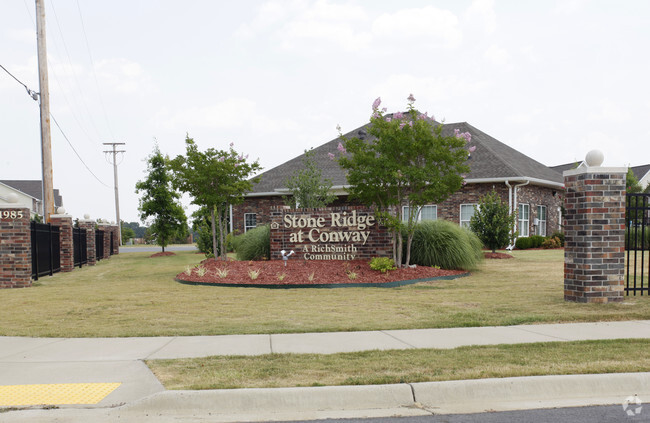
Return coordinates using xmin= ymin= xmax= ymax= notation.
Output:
xmin=50 ymin=212 xmax=73 ymax=272
xmin=78 ymin=217 xmax=96 ymax=266
xmin=563 ymin=151 xmax=627 ymax=303
xmin=0 ymin=204 xmax=32 ymax=288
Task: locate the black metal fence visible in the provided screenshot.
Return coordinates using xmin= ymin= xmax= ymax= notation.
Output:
xmin=110 ymin=230 xmax=114 ymax=256
xmin=96 ymin=230 xmax=104 ymax=261
xmin=73 ymin=227 xmax=87 ymax=268
xmin=626 ymin=193 xmax=650 ymax=295
xmin=31 ymin=221 xmax=61 ymax=280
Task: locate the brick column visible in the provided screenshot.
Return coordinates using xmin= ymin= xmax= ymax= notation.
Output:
xmin=50 ymin=214 xmax=74 ymax=272
xmin=110 ymin=225 xmax=120 ymax=255
xmin=563 ymin=155 xmax=626 ymax=303
xmin=79 ymin=219 xmax=96 ymax=266
xmin=99 ymin=224 xmax=111 ymax=259
xmin=0 ymin=206 xmax=32 ymax=288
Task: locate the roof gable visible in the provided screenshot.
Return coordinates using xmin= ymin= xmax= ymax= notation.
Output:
xmin=248 ymin=120 xmax=563 ymax=195
xmin=0 ymin=180 xmax=63 ymax=207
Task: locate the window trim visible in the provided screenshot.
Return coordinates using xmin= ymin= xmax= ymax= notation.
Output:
xmin=460 ymin=203 xmax=477 ymax=228
xmin=536 ymin=205 xmax=547 ymax=236
xmin=518 ymin=203 xmax=530 ymax=237
xmin=244 ymin=213 xmax=257 ymax=232
xmin=402 ymin=205 xmax=437 ymax=222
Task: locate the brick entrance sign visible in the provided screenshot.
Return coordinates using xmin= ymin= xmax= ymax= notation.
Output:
xmin=563 ymin=151 xmax=627 ymax=303
xmin=0 ymin=206 xmax=31 ymax=288
xmin=269 ymin=206 xmax=392 ymax=261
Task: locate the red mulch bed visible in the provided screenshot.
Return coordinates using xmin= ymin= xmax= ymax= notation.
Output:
xmin=151 ymin=251 xmax=176 ymax=258
xmin=484 ymin=252 xmax=514 ymax=259
xmin=176 ymin=259 xmax=466 ymax=286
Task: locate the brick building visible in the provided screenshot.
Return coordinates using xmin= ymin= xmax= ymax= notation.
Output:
xmin=232 ymin=120 xmax=564 ymax=239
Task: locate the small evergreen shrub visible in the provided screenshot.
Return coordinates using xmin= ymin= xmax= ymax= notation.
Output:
xmin=369 ymin=257 xmax=396 ymax=273
xmin=408 ymin=220 xmax=483 ymax=270
xmin=234 ymin=225 xmax=270 ymax=261
xmin=529 ymin=235 xmax=545 ymax=248
xmin=515 ymin=237 xmax=533 ymax=250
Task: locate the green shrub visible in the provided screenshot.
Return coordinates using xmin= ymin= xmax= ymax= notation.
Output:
xmin=408 ymin=220 xmax=483 ymax=271
xmin=529 ymin=235 xmax=545 ymax=248
xmin=550 ymin=231 xmax=565 ymax=246
xmin=234 ymin=225 xmax=270 ymax=261
xmin=515 ymin=237 xmax=533 ymax=250
xmin=369 ymin=257 xmax=396 ymax=273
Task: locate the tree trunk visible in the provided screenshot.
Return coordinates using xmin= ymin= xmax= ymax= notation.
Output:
xmin=211 ymin=207 xmax=217 ymax=258
xmin=405 ymin=232 xmax=414 ymax=267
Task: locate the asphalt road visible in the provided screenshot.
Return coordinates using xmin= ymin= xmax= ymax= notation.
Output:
xmin=276 ymin=404 xmax=650 ymax=423
xmin=119 ymin=245 xmax=198 ymax=253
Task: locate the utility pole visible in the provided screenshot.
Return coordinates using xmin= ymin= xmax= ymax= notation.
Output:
xmin=103 ymin=142 xmax=126 ymax=245
xmin=36 ymin=0 xmax=54 ymax=222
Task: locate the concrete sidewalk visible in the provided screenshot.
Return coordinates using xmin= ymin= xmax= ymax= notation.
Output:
xmin=1 ymin=320 xmax=650 ymax=421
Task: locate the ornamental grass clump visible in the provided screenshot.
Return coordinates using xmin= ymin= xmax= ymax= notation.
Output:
xmin=409 ymin=220 xmax=483 ymax=271
xmin=234 ymin=225 xmax=270 ymax=261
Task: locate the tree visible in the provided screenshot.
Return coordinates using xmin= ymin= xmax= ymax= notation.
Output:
xmin=284 ymin=148 xmax=336 ymax=208
xmin=120 ymin=224 xmax=136 ymax=244
xmin=338 ymin=94 xmax=471 ymax=266
xmin=169 ymin=136 xmax=261 ymax=260
xmin=470 ymin=190 xmax=517 ymax=253
xmin=135 ymin=144 xmax=187 ymax=252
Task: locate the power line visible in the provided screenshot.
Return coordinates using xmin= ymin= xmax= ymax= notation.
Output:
xmin=49 ymin=0 xmax=103 ymax=143
xmin=76 ymin=0 xmax=116 ymax=141
xmin=51 ymin=113 xmax=110 ymax=188
xmin=0 ymin=63 xmax=39 ymax=100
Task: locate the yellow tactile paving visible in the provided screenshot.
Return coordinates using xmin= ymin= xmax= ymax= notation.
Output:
xmin=0 ymin=382 xmax=121 ymax=406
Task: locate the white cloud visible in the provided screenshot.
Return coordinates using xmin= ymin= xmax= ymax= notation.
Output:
xmin=505 ymin=109 xmax=543 ymax=125
xmin=95 ymin=58 xmax=153 ymax=94
xmin=372 ymin=6 xmax=462 ymax=48
xmin=465 ymin=0 xmax=497 ymax=34
xmin=588 ymin=100 xmax=629 ymax=124
xmin=484 ymin=44 xmax=511 ymax=67
xmin=372 ymin=74 xmax=490 ymax=115
xmin=164 ymin=98 xmax=300 ymax=134
xmin=554 ymin=0 xmax=590 ymax=15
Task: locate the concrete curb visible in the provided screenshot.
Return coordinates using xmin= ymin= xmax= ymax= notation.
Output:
xmin=121 ymin=383 xmax=415 ymax=414
xmin=413 ymin=372 xmax=650 ymax=414
xmin=114 ymin=373 xmax=650 ymax=419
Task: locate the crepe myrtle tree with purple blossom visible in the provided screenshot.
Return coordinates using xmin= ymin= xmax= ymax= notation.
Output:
xmin=337 ymin=94 xmax=474 ymax=267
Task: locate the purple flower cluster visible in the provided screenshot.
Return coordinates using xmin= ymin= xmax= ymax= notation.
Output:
xmin=454 ymin=129 xmax=472 ymax=143
xmin=337 ymin=142 xmax=346 ymax=153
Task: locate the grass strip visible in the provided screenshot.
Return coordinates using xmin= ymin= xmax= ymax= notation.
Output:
xmin=147 ymin=339 xmax=650 ymax=390
xmin=1 ymin=249 xmax=649 ymax=337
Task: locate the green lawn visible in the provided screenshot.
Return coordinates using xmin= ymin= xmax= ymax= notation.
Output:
xmin=0 ymin=249 xmax=649 ymax=337
xmin=148 ymin=339 xmax=650 ymax=390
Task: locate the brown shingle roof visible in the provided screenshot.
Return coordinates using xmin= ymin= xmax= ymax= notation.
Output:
xmin=0 ymin=180 xmax=63 ymax=207
xmin=248 ymin=120 xmax=563 ymax=195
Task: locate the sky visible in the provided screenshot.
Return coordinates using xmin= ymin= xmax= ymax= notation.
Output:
xmin=1 ymin=0 xmax=649 ymax=224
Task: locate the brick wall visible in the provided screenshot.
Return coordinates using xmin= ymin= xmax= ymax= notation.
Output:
xmin=563 ymin=168 xmax=626 ymax=303
xmin=235 ymin=182 xmax=564 ymax=237
xmin=50 ymin=214 xmax=73 ymax=272
xmin=0 ymin=207 xmax=31 ymax=288
xmin=269 ymin=205 xmax=392 ymax=261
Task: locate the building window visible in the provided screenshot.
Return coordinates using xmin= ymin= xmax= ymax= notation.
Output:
xmin=536 ymin=205 xmax=547 ymax=236
xmin=402 ymin=205 xmax=437 ymax=222
xmin=460 ymin=204 xmax=477 ymax=228
xmin=518 ymin=204 xmax=530 ymax=237
xmin=244 ymin=213 xmax=257 ymax=232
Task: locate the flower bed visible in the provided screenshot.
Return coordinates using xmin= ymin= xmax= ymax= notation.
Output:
xmin=176 ymin=259 xmax=466 ymax=287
